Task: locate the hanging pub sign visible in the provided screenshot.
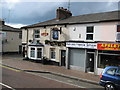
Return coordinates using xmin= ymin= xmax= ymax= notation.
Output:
xmin=97 ymin=43 xmax=120 ymax=51
xmin=52 ymin=30 xmax=59 ymax=39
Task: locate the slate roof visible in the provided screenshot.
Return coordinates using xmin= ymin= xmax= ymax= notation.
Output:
xmin=22 ymin=10 xmax=120 ymax=28
xmin=0 ymin=25 xmax=21 ymax=32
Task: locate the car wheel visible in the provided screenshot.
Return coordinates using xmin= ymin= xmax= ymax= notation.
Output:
xmin=105 ymin=83 xmax=115 ymax=90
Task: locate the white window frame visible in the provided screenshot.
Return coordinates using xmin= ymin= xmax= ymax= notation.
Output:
xmin=30 ymin=47 xmax=36 ymax=59
xmin=50 ymin=48 xmax=56 ymax=61
xmin=86 ymin=26 xmax=94 ymax=41
xmin=37 ymin=48 xmax=43 ymax=59
xmin=29 ymin=46 xmax=43 ymax=60
xmin=34 ymin=29 xmax=40 ymax=39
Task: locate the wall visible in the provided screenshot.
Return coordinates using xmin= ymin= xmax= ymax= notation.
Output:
xmin=3 ymin=31 xmax=21 ymax=52
xmin=24 ymin=25 xmax=69 ymax=63
xmin=68 ymin=21 xmax=118 ymax=42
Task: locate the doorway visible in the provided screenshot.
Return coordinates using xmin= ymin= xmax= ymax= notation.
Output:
xmin=61 ymin=50 xmax=66 ymax=66
xmin=23 ymin=47 xmax=25 ymax=57
xmin=87 ymin=54 xmax=94 ymax=72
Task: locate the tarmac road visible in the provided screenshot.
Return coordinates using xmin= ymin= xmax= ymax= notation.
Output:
xmin=2 ymin=65 xmax=84 ymax=89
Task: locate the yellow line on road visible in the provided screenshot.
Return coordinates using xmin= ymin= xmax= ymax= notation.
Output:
xmin=0 ymin=65 xmax=21 ymax=72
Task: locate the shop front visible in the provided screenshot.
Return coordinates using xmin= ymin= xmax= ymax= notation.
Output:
xmin=97 ymin=43 xmax=120 ymax=75
xmin=66 ymin=42 xmax=97 ymax=73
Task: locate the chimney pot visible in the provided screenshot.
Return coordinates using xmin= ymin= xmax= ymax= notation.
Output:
xmin=56 ymin=7 xmax=72 ymax=20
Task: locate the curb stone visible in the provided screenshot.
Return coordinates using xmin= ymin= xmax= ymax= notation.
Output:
xmin=1 ymin=63 xmax=99 ymax=86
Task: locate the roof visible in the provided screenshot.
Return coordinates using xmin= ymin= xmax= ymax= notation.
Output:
xmin=22 ymin=10 xmax=120 ymax=28
xmin=0 ymin=25 xmax=21 ymax=32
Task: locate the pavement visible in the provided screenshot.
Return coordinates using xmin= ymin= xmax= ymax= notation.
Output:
xmin=1 ymin=54 xmax=100 ymax=85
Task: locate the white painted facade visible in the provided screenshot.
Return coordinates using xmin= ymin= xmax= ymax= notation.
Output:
xmin=68 ymin=22 xmax=118 ymax=42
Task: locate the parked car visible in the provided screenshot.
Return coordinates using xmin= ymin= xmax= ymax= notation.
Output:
xmin=99 ymin=66 xmax=120 ymax=90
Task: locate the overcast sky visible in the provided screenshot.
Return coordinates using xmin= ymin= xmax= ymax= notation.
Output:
xmin=1 ymin=0 xmax=120 ymax=28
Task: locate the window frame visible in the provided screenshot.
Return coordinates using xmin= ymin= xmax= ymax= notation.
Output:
xmin=50 ymin=48 xmax=56 ymax=60
xmin=37 ymin=48 xmax=42 ymax=59
xmin=86 ymin=26 xmax=94 ymax=40
xmin=34 ymin=29 xmax=40 ymax=39
xmin=30 ymin=48 xmax=35 ymax=58
xmin=106 ymin=68 xmax=117 ymax=76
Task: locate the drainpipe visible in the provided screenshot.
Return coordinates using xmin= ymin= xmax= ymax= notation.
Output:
xmin=66 ymin=47 xmax=69 ymax=69
xmin=24 ymin=27 xmax=29 ymax=59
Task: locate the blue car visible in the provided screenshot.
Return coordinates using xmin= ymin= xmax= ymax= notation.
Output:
xmin=99 ymin=66 xmax=120 ymax=90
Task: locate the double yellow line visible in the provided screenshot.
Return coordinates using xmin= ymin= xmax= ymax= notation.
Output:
xmin=0 ymin=65 xmax=21 ymax=72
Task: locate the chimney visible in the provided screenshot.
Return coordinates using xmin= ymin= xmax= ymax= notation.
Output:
xmin=0 ymin=19 xmax=5 ymax=25
xmin=56 ymin=7 xmax=72 ymax=20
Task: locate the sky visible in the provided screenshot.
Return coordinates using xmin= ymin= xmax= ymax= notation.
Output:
xmin=0 ymin=0 xmax=120 ymax=28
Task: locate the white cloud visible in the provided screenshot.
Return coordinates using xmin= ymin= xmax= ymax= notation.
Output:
xmin=5 ymin=23 xmax=26 ymax=28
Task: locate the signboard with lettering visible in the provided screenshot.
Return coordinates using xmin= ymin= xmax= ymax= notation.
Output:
xmin=66 ymin=42 xmax=97 ymax=49
xmin=45 ymin=41 xmax=66 ymax=46
xmin=97 ymin=43 xmax=120 ymax=51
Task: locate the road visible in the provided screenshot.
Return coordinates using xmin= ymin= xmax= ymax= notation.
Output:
xmin=1 ymin=65 xmax=82 ymax=89
xmin=1 ymin=65 xmax=103 ymax=90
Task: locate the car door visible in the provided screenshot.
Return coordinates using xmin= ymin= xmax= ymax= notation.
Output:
xmin=104 ymin=68 xmax=117 ymax=83
xmin=115 ymin=68 xmax=120 ymax=88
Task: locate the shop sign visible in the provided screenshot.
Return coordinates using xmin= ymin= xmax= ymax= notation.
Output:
xmin=97 ymin=43 xmax=120 ymax=50
xmin=41 ymin=33 xmax=48 ymax=36
xmin=45 ymin=41 xmax=66 ymax=46
xmin=66 ymin=42 xmax=97 ymax=49
xmin=41 ymin=29 xmax=49 ymax=36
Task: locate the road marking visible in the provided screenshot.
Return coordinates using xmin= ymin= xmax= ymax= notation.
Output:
xmin=27 ymin=72 xmax=86 ymax=88
xmin=0 ymin=65 xmax=21 ymax=72
xmin=0 ymin=82 xmax=15 ymax=90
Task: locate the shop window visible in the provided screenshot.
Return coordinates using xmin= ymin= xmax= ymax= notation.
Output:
xmin=98 ymin=54 xmax=120 ymax=68
xmin=50 ymin=48 xmax=55 ymax=59
xmin=37 ymin=48 xmax=42 ymax=58
xmin=106 ymin=68 xmax=117 ymax=75
xmin=86 ymin=26 xmax=94 ymax=40
xmin=34 ymin=29 xmax=40 ymax=38
xmin=30 ymin=48 xmax=35 ymax=58
xmin=52 ymin=30 xmax=59 ymax=40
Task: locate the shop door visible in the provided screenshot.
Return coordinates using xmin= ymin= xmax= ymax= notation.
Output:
xmin=87 ymin=54 xmax=94 ymax=72
xmin=61 ymin=50 xmax=66 ymax=66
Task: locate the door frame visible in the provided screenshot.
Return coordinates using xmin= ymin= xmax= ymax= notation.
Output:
xmin=60 ymin=50 xmax=66 ymax=67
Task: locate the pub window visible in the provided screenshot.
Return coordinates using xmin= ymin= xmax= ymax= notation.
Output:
xmin=50 ymin=48 xmax=55 ymax=59
xmin=34 ymin=29 xmax=40 ymax=38
xmin=30 ymin=48 xmax=35 ymax=58
xmin=52 ymin=30 xmax=59 ymax=40
xmin=37 ymin=48 xmax=42 ymax=58
xmin=86 ymin=26 xmax=94 ymax=40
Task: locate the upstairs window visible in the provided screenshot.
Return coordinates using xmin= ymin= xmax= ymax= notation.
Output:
xmin=19 ymin=32 xmax=22 ymax=39
xmin=116 ymin=25 xmax=120 ymax=41
xmin=86 ymin=26 xmax=94 ymax=40
xmin=34 ymin=29 xmax=40 ymax=38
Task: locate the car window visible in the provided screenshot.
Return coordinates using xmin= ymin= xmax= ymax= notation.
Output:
xmin=117 ymin=69 xmax=120 ymax=74
xmin=106 ymin=68 xmax=117 ymax=75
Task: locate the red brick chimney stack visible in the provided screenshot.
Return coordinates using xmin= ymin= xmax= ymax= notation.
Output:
xmin=56 ymin=7 xmax=72 ymax=20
